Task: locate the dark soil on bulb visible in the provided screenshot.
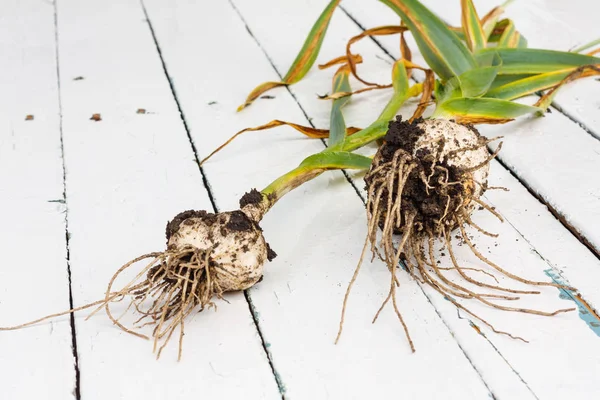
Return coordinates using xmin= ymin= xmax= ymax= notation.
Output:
xmin=164 ymin=208 xmax=277 ymax=260
xmin=365 ymin=116 xmax=475 ymax=235
xmin=239 ymin=189 xmax=263 ymax=208
xmin=166 ymin=210 xmax=212 ymax=240
xmin=226 ymin=210 xmax=254 ymax=232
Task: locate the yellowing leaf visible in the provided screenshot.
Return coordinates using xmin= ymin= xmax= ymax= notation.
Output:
xmin=476 ymin=48 xmax=600 ymax=74
xmin=435 ymin=97 xmax=542 ymax=121
xmin=262 ymin=150 xmax=373 ymax=199
xmin=238 ymin=0 xmax=341 ymax=111
xmin=461 ymin=0 xmax=486 ymax=51
xmin=381 ymin=0 xmax=477 ymax=81
xmin=534 ymin=64 xmax=600 ymax=111
xmin=481 ymin=0 xmax=514 ymax=39
xmin=319 ymin=54 xmax=363 ymax=70
xmin=495 ymin=19 xmax=525 ymax=48
xmin=486 ymin=69 xmax=574 ymax=100
xmin=318 ymin=85 xmax=389 ymax=101
xmin=236 ymin=82 xmax=287 ymax=112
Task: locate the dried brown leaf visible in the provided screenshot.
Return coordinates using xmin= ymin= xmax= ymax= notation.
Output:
xmin=409 ymin=69 xmax=435 ymax=122
xmin=346 ymin=25 xmax=408 ymax=87
xmin=200 ymin=120 xmax=361 ymax=166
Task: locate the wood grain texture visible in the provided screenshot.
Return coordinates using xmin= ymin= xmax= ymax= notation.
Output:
xmin=0 ymin=1 xmax=76 ymax=398
xmin=2 ymin=0 xmax=600 ymax=399
xmin=53 ymin=0 xmax=280 ymax=399
xmin=226 ymin=0 xmax=600 ymax=399
xmin=142 ymin=0 xmax=501 ymax=398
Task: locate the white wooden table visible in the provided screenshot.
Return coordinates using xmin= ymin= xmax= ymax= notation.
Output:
xmin=1 ymin=0 xmax=599 ymax=399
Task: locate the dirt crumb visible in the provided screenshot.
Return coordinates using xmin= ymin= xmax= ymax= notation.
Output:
xmin=90 ymin=113 xmax=102 ymax=121
xmin=239 ymin=189 xmax=263 ymax=208
xmin=382 ymin=115 xmax=425 ymax=155
xmin=266 ymin=243 xmax=277 ymax=261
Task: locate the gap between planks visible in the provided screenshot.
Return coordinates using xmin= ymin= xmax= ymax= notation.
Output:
xmin=139 ymin=1 xmax=286 ymax=397
xmin=226 ymin=0 xmax=499 ymax=396
xmin=53 ymin=1 xmax=81 ymax=398
xmin=339 ymin=5 xmax=600 ymax=261
xmin=227 ymin=1 xmax=600 ymax=397
xmin=226 ymin=0 xmax=366 ymax=205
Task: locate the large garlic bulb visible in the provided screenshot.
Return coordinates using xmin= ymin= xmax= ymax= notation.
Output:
xmin=412 ymin=118 xmax=490 ymax=199
xmin=365 ymin=116 xmax=493 ymax=236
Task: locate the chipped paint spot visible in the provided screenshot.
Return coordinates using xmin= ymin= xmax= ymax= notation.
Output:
xmin=544 ymin=269 xmax=600 ymax=338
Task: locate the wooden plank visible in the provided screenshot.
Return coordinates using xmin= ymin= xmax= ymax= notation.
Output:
xmin=485 ymin=161 xmax=600 ymax=317
xmin=221 ymin=0 xmax=600 ymax=398
xmin=0 ymin=1 xmax=77 ymax=398
xmin=54 ymin=0 xmax=281 ymax=399
xmin=341 ymin=0 xmax=600 ymax=255
xmin=140 ymin=0 xmax=555 ymax=398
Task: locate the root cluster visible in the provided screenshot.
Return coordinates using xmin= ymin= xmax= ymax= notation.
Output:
xmin=2 ymin=208 xmax=271 ymax=360
xmin=1 ymin=248 xmax=225 ymax=361
xmin=336 ymin=118 xmax=575 ymax=348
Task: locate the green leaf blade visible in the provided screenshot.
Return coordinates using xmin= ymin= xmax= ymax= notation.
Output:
xmin=329 ymin=67 xmax=352 ymax=146
xmin=486 ymin=69 xmax=573 ymax=100
xmin=299 ymin=151 xmax=372 ymax=170
xmin=283 ymin=0 xmax=341 ymax=83
xmin=458 ymin=66 xmax=500 ymax=97
xmin=380 ymin=0 xmax=477 ymax=80
xmin=436 ymin=97 xmax=542 ymax=120
xmin=238 ymin=0 xmax=340 ymax=110
xmin=378 ymin=60 xmax=410 ymax=121
xmin=477 ymin=48 xmax=600 ymax=74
